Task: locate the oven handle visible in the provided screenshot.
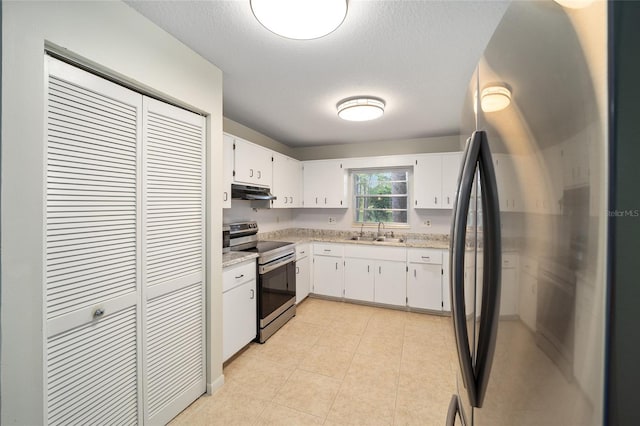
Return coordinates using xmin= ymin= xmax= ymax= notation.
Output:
xmin=259 ymin=252 xmax=296 ymax=274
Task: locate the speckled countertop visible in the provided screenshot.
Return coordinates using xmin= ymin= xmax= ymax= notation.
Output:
xmin=256 ymin=228 xmax=451 ymax=249
xmin=222 ymin=251 xmax=258 ymax=268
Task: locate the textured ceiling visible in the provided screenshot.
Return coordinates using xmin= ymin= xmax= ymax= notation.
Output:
xmin=126 ymin=0 xmax=510 ymax=147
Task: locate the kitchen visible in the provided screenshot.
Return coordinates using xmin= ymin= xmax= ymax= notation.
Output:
xmin=1 ymin=1 xmax=638 ymax=425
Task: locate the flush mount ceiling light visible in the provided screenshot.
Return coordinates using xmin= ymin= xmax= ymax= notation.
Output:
xmin=481 ymin=84 xmax=512 ymax=113
xmin=250 ymin=0 xmax=348 ymax=40
xmin=337 ymin=98 xmax=385 ymax=122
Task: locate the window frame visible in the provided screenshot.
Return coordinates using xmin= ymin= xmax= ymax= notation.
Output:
xmin=351 ymin=167 xmax=410 ymax=227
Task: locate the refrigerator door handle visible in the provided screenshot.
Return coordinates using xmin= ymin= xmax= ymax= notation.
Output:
xmin=446 ymin=394 xmax=467 ymax=426
xmin=474 ymin=130 xmax=502 ymax=407
xmin=450 ymin=132 xmax=482 ymax=406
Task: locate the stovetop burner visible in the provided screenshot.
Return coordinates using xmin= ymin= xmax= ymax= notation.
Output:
xmin=242 ymin=241 xmax=294 ymax=254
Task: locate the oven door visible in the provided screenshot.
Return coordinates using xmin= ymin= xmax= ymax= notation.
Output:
xmin=259 ymin=257 xmax=296 ymax=327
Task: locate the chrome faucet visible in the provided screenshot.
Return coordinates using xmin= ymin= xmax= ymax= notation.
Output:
xmin=377 ymin=222 xmax=384 ymax=237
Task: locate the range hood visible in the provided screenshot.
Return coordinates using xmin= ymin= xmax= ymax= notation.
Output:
xmin=231 ymin=184 xmax=277 ymax=201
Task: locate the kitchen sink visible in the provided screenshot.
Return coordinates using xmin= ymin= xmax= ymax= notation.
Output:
xmin=348 ymin=236 xmax=405 ymax=243
xmin=349 ymin=236 xmax=377 ymax=241
xmin=374 ymin=237 xmax=405 ymax=243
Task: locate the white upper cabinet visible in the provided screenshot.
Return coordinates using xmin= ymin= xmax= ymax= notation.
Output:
xmin=413 ymin=152 xmax=462 ymax=209
xmin=493 ymin=154 xmax=523 ymax=212
xmin=441 ymin=152 xmax=463 ymax=209
xmin=223 ymin=134 xmax=233 ymax=208
xmin=303 ymin=160 xmax=347 ymax=208
xmin=233 ymin=137 xmax=273 ymax=188
xmin=413 ymin=154 xmax=442 ymax=209
xmin=272 ymin=152 xmax=303 ymax=208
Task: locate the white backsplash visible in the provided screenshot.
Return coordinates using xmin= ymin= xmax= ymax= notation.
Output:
xmin=223 ymin=200 xmax=294 ymax=232
xmin=223 ymin=204 xmax=451 ymax=234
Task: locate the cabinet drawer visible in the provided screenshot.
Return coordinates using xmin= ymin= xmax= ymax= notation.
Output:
xmin=502 ymin=253 xmax=518 ymax=269
xmin=502 ymin=253 xmax=518 ymax=268
xmin=296 ymin=243 xmax=310 ymax=260
xmin=223 ymin=260 xmax=256 ymax=292
xmin=343 ymin=244 xmax=406 ymax=262
xmin=313 ymin=243 xmax=343 ymax=257
xmin=407 ymin=248 xmax=443 ymax=264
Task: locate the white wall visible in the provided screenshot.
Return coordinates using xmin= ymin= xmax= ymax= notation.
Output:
xmin=1 ymin=2 xmax=224 ymax=423
xmin=292 ymin=135 xmax=460 ymax=161
xmin=223 ymin=202 xmax=295 ymax=233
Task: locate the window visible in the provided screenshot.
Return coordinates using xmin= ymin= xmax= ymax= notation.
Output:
xmin=353 ymin=169 xmax=409 ymax=225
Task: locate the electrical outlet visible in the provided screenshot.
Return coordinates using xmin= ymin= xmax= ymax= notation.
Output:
xmin=423 ymin=219 xmax=432 ymax=227
xmin=328 ymin=216 xmax=337 ymax=224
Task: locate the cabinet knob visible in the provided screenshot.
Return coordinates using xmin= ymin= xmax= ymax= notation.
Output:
xmin=93 ymin=308 xmax=105 ymax=318
xmin=434 ymin=196 xmax=438 ymax=204
xmin=296 ymin=266 xmax=300 ymax=274
xmin=250 ymin=168 xmax=254 ymax=177
xmin=258 ymin=170 xmax=262 ymax=179
xmin=235 ymin=274 xmax=244 ymax=279
xmin=379 ymin=266 xmax=382 ymax=274
xmin=284 ymin=197 xmax=288 ymax=204
xmin=223 ymin=192 xmax=228 ymax=201
xmin=335 ymin=262 xmax=338 ymax=270
xmin=250 ymin=289 xmax=255 ymax=299
xmin=289 ymin=197 xmax=293 ymax=204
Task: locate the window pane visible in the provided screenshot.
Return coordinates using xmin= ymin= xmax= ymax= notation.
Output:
xmin=353 ymin=169 xmax=409 ymax=225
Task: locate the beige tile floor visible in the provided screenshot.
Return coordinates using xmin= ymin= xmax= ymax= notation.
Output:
xmin=171 ymin=298 xmax=458 ymax=425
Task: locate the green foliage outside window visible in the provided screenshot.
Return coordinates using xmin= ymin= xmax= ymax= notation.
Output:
xmin=353 ymin=169 xmax=409 ymax=224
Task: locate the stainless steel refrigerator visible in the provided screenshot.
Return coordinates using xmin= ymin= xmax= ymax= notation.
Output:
xmin=446 ymin=1 xmax=607 ymax=425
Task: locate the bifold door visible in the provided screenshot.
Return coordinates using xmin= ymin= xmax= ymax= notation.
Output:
xmin=45 ymin=56 xmax=206 ymax=425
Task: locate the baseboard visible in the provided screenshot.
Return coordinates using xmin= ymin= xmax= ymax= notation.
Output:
xmin=207 ymin=374 xmax=225 ymax=394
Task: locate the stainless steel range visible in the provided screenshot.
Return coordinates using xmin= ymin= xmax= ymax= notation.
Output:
xmin=228 ymin=221 xmax=296 ymax=343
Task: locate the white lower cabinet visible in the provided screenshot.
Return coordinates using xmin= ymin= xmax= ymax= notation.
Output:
xmin=295 ymin=244 xmax=311 ymax=303
xmin=344 ymin=258 xmax=375 ymax=302
xmin=343 ymin=245 xmax=406 ymax=307
xmin=501 ymin=253 xmax=519 ymax=317
xmin=518 ymin=256 xmax=537 ymax=330
xmin=442 ymin=249 xmax=451 ymax=311
xmin=223 ymin=260 xmax=257 ymax=362
xmin=312 ymin=243 xmax=344 ymax=298
xmin=374 ymin=260 xmax=407 ymax=306
xmin=407 ymin=248 xmax=444 ymax=311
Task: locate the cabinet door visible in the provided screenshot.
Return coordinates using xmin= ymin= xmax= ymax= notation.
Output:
xmin=234 ymin=138 xmax=272 ymax=187
xmin=325 ymin=161 xmax=347 ymax=207
xmin=313 ymin=256 xmax=343 ymax=298
xmin=414 ymin=154 xmax=442 ymax=208
xmin=501 ymin=267 xmax=519 ymax=316
xmin=46 ymin=58 xmax=143 ymax=425
xmin=223 ymin=134 xmax=233 ymax=208
xmin=142 ymin=98 xmax=206 ymax=425
xmin=442 ymin=250 xmax=451 ymax=312
xmin=519 ymin=272 xmax=537 ymax=330
xmin=272 ymin=153 xmax=302 ymax=208
xmin=303 ymin=160 xmax=346 ymax=208
xmin=407 ymin=263 xmax=442 ymax=310
xmin=291 ymin=161 xmax=304 ymax=207
xmin=373 ymin=260 xmax=407 ymax=306
xmin=223 ymin=280 xmax=257 ymax=361
xmin=441 ymin=153 xmax=463 ymax=209
xmin=344 ymin=258 xmax=374 ymax=302
xmin=296 ymin=256 xmax=311 ymax=304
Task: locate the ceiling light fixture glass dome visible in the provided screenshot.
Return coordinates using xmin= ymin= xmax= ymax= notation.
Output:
xmin=337 ymin=97 xmax=385 ymax=122
xmin=481 ymin=84 xmax=512 ymax=113
xmin=250 ymin=0 xmax=348 ymax=40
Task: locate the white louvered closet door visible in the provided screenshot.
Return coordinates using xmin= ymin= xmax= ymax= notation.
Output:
xmin=142 ymin=97 xmax=206 ymax=425
xmin=45 ymin=56 xmax=143 ymax=425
